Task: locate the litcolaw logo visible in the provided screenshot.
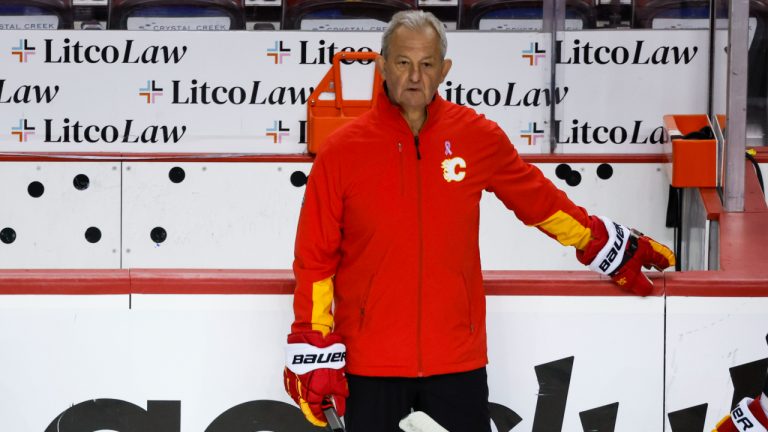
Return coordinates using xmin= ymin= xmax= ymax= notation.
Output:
xmin=11 ymin=119 xmax=35 ymax=142
xmin=11 ymin=39 xmax=35 ymax=63
xmin=556 ymin=119 xmax=665 ymax=145
xmin=555 ymin=39 xmax=698 ymax=65
xmin=139 ymin=80 xmax=163 ymax=104
xmin=444 ymin=81 xmax=568 ymax=107
xmin=298 ymin=40 xmax=375 ymax=65
xmin=266 ymin=120 xmax=289 ymax=143
xmin=266 ymin=41 xmax=291 ymax=64
xmin=0 ymin=80 xmax=59 ymax=103
xmin=522 ymin=42 xmax=546 ymax=66
xmin=43 ymin=118 xmax=187 ymax=143
xmin=43 ymin=39 xmax=187 ymax=64
xmin=520 ymin=122 xmax=545 ymax=146
xmin=172 ymin=80 xmax=313 ymax=105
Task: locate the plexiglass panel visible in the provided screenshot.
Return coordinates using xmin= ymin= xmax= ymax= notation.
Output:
xmin=282 ymin=0 xmax=416 ymax=30
xmin=0 ymin=1 xmax=72 ymax=30
xmin=109 ymin=0 xmax=245 ymax=30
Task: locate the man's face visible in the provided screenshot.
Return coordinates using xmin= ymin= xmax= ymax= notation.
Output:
xmin=376 ymin=25 xmax=452 ymax=114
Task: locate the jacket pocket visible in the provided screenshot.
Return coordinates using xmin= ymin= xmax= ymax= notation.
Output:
xmin=359 ymin=273 xmax=376 ymax=331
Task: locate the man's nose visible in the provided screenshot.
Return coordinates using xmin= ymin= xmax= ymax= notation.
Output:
xmin=408 ymin=65 xmax=421 ymax=82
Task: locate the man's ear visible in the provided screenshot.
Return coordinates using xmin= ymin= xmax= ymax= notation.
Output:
xmin=440 ymin=58 xmax=453 ymax=83
xmin=375 ymin=55 xmax=387 ymax=81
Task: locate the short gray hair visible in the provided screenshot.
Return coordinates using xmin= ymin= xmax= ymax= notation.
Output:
xmin=381 ymin=10 xmax=447 ymax=59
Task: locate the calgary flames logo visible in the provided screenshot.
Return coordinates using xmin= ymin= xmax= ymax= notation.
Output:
xmin=441 ymin=157 xmax=466 ymax=182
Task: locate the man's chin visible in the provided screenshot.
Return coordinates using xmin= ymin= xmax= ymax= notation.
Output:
xmin=396 ymin=97 xmax=428 ymax=112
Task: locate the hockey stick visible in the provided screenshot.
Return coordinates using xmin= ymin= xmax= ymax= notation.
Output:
xmin=323 ymin=402 xmax=345 ymax=432
xmin=321 ymin=407 xmax=447 ymax=431
xmin=399 ymin=411 xmax=450 ymax=432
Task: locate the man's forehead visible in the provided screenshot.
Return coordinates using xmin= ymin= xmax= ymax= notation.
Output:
xmin=387 ymin=26 xmax=441 ymax=53
xmin=391 ymin=24 xmax=439 ymax=40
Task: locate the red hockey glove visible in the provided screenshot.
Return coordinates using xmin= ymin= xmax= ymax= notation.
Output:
xmin=714 ymin=394 xmax=768 ymax=432
xmin=578 ymin=216 xmax=675 ymax=296
xmin=283 ymin=331 xmax=348 ymax=427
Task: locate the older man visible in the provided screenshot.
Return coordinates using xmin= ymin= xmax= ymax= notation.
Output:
xmin=283 ymin=10 xmax=675 ymax=432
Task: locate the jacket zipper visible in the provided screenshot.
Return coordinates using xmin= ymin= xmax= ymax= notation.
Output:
xmin=415 ymin=134 xmax=424 ymax=376
xmin=398 ymin=142 xmax=404 ymax=196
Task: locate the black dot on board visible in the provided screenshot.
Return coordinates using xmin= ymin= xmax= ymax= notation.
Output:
xmin=290 ymin=171 xmax=308 ymax=187
xmin=555 ymin=164 xmax=572 ymax=180
xmin=0 ymin=228 xmax=16 ymax=244
xmin=169 ymin=167 xmax=186 ymax=183
xmin=73 ymin=174 xmax=90 ymax=190
xmin=566 ymin=170 xmax=582 ymax=187
xmin=85 ymin=227 xmax=102 ymax=243
xmin=597 ymin=163 xmax=614 ymax=180
xmin=151 ymin=227 xmax=167 ymax=243
xmin=28 ymin=181 xmax=44 ymax=198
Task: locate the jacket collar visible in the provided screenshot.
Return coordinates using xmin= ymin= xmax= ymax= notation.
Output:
xmin=374 ymin=82 xmax=446 ymax=133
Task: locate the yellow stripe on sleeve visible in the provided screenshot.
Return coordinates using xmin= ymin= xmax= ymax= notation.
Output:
xmin=533 ymin=210 xmax=592 ymax=250
xmin=311 ymin=276 xmax=335 ymax=336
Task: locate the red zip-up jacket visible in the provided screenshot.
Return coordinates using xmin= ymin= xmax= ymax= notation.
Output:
xmin=292 ymin=88 xmax=599 ymax=377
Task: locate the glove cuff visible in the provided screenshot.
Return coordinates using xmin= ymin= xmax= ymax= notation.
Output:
xmin=762 ymin=393 xmax=768 ymax=417
xmin=587 ymin=216 xmax=631 ymax=275
xmin=764 ymin=372 xmax=768 ymax=397
xmin=729 ymin=397 xmax=768 ymax=432
xmin=285 ymin=341 xmax=346 ymax=375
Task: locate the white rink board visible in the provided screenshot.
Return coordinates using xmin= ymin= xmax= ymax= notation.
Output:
xmin=121 ymin=162 xmax=311 ymax=269
xmin=0 ymin=162 xmax=121 ymax=268
xmin=485 ymin=296 xmax=665 ymax=432
xmin=0 ymin=294 xmax=297 ymax=432
xmin=665 ymin=296 xmax=768 ymax=432
xmin=0 ymin=295 xmax=131 ymax=431
xmin=0 ymin=161 xmax=672 ymax=269
xmin=0 ymin=294 xmax=764 ymax=431
xmin=0 ymin=294 xmax=669 ymax=432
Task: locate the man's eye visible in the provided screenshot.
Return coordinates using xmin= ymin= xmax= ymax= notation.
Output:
xmin=422 ymin=63 xmax=432 ymax=68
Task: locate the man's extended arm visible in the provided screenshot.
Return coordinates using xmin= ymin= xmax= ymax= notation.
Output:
xmin=487 ymin=132 xmax=674 ymax=294
xmin=284 ymin=149 xmax=348 ymax=427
